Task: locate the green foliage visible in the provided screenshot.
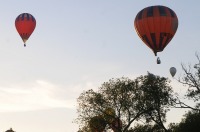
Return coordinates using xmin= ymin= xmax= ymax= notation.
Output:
xmin=76 ymin=75 xmax=175 ymax=132
xmin=169 ymin=110 xmax=200 ymax=132
xmin=134 ymin=75 xmax=174 ymax=132
xmin=167 ymin=54 xmax=200 ymax=132
xmin=129 ymin=124 xmax=165 ymax=132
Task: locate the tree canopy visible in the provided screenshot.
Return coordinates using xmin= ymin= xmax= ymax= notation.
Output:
xmin=169 ymin=110 xmax=200 ymax=132
xmin=179 ymin=53 xmax=200 ymax=103
xmin=76 ymin=74 xmax=175 ymax=132
xmin=168 ymin=53 xmax=200 ymax=131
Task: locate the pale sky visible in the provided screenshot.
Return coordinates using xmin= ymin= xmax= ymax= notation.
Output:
xmin=0 ymin=0 xmax=200 ymax=132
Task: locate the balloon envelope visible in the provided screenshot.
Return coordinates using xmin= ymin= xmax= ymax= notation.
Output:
xmin=89 ymin=115 xmax=106 ymax=132
xmin=134 ymin=5 xmax=178 ymax=56
xmin=170 ymin=67 xmax=176 ymax=77
xmin=111 ymin=118 xmax=122 ymax=131
xmin=104 ymin=108 xmax=115 ymax=124
xmin=15 ymin=13 xmax=36 ymax=46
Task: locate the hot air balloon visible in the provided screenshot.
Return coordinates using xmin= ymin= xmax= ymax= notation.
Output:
xmin=89 ymin=115 xmax=106 ymax=132
xmin=104 ymin=107 xmax=116 ymax=124
xmin=15 ymin=13 xmax=36 ymax=47
xmin=134 ymin=5 xmax=178 ymax=64
xmin=170 ymin=67 xmax=176 ymax=77
xmin=111 ymin=118 xmax=122 ymax=132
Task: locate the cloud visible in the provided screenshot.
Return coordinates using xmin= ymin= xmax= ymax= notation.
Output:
xmin=0 ymin=80 xmax=74 ymax=112
xmin=0 ymin=79 xmax=100 ymax=112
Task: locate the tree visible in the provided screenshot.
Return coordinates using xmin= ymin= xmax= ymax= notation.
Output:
xmin=129 ymin=124 xmax=164 ymax=132
xmin=180 ymin=53 xmax=200 ymax=100
xmin=136 ymin=75 xmax=175 ymax=132
xmin=168 ymin=110 xmax=200 ymax=132
xmin=88 ymin=115 xmax=107 ymax=132
xmin=177 ymin=53 xmax=200 ymax=111
xmin=76 ymin=74 xmax=175 ymax=132
xmin=5 ymin=128 xmax=15 ymax=132
xmin=167 ymin=53 xmax=200 ymax=132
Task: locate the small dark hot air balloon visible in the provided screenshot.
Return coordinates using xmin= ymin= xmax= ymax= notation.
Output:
xmin=89 ymin=115 xmax=106 ymax=132
xmin=170 ymin=67 xmax=176 ymax=77
xmin=134 ymin=5 xmax=178 ymax=64
xmin=111 ymin=118 xmax=122 ymax=132
xmin=104 ymin=107 xmax=116 ymax=124
xmin=15 ymin=13 xmax=36 ymax=47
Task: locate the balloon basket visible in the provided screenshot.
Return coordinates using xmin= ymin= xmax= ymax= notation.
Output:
xmin=157 ymin=57 xmax=161 ymax=64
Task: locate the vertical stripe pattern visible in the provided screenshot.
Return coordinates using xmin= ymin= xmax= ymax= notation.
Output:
xmin=15 ymin=13 xmax=36 ymax=22
xmin=134 ymin=5 xmax=178 ymax=56
xmin=15 ymin=13 xmax=36 ymax=45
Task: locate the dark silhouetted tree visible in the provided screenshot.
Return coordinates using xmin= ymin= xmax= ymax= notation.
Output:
xmin=168 ymin=110 xmax=200 ymax=132
xmin=5 ymin=128 xmax=15 ymax=132
xmin=76 ymin=74 xmax=176 ymax=132
xmin=176 ymin=53 xmax=200 ymax=111
xmin=168 ymin=53 xmax=200 ymax=132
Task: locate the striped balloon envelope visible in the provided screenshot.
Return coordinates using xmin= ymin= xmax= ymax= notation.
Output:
xmin=15 ymin=13 xmax=36 ymax=47
xmin=134 ymin=5 xmax=178 ymax=56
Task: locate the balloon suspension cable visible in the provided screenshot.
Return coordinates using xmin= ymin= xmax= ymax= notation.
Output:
xmin=157 ymin=57 xmax=161 ymax=64
xmin=154 ymin=51 xmax=157 ymax=56
xmin=24 ymin=43 xmax=26 ymax=47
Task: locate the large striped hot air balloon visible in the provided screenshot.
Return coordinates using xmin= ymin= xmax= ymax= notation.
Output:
xmin=134 ymin=5 xmax=178 ymax=64
xmin=15 ymin=13 xmax=36 ymax=47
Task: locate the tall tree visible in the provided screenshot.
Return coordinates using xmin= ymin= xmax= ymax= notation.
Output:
xmin=76 ymin=75 xmax=175 ymax=132
xmin=168 ymin=53 xmax=200 ymax=132
xmin=168 ymin=110 xmax=200 ymax=132
xmin=177 ymin=53 xmax=200 ymax=111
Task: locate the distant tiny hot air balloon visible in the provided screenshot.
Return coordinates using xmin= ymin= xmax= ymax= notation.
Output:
xmin=15 ymin=13 xmax=36 ymax=47
xmin=89 ymin=115 xmax=106 ymax=132
xmin=170 ymin=67 xmax=176 ymax=77
xmin=111 ymin=118 xmax=122 ymax=132
xmin=104 ymin=108 xmax=116 ymax=124
xmin=134 ymin=5 xmax=178 ymax=64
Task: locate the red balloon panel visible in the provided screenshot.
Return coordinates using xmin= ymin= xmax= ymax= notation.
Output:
xmin=134 ymin=6 xmax=178 ymax=56
xmin=15 ymin=13 xmax=36 ymax=43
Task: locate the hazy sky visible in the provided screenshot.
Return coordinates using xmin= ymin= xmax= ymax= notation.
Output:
xmin=0 ymin=0 xmax=200 ymax=132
